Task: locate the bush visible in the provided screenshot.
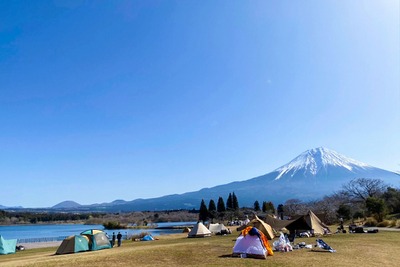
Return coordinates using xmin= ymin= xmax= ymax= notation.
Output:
xmin=364 ymin=218 xmax=378 ymax=227
xmin=103 ymin=221 xmax=127 ymax=229
xmin=389 ymin=220 xmax=397 ymax=227
xmin=376 ymin=220 xmax=390 ymax=227
xmin=352 ymin=211 xmax=364 ymax=220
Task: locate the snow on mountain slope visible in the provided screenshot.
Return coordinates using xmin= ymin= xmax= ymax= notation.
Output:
xmin=274 ymin=147 xmax=370 ymax=180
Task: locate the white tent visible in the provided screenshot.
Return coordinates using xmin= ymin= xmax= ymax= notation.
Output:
xmin=187 ymin=222 xmax=211 ymax=238
xmin=208 ymin=223 xmax=230 ymax=235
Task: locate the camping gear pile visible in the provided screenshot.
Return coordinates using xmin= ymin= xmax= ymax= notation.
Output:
xmin=292 ymin=242 xmax=313 ymax=250
xmin=272 ymin=233 xmax=293 ymax=252
xmin=0 ymin=235 xmax=17 ymax=255
xmin=348 ymin=225 xmax=379 ymax=234
xmin=232 ymin=226 xmax=274 ymax=259
xmin=56 ymin=229 xmax=111 ymax=255
xmin=315 ymin=239 xmax=336 ymax=253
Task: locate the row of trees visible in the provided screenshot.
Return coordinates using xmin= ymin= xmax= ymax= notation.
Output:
xmin=253 ymin=200 xmax=276 ymax=214
xmin=199 ymin=192 xmax=240 ymax=222
xmin=0 ymin=210 xmax=95 ymax=224
xmin=198 ymin=192 xmax=277 ymax=222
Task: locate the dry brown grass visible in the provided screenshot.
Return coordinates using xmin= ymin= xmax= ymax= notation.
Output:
xmin=1 ymin=231 xmax=399 ymax=267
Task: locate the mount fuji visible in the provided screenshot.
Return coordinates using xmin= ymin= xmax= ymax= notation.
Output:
xmin=48 ymin=147 xmax=399 ymax=212
xmin=176 ymin=147 xmax=400 ymax=209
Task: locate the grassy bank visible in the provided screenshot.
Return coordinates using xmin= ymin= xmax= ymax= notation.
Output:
xmin=1 ymin=230 xmax=399 ymax=267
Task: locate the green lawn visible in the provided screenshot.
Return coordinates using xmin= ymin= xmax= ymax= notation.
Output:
xmin=1 ymin=231 xmax=399 ymax=267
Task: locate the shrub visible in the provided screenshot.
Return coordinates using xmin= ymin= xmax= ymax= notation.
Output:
xmin=389 ymin=220 xmax=397 ymax=227
xmin=376 ymin=220 xmax=390 ymax=227
xmin=364 ymin=217 xmax=378 ymax=227
xmin=103 ymin=221 xmax=127 ymax=229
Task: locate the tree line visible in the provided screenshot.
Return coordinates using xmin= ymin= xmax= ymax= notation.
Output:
xmin=198 ymin=192 xmax=276 ymax=222
xmin=0 ymin=210 xmax=97 ymax=224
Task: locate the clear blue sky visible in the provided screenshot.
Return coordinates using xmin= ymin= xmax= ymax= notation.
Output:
xmin=1 ymin=0 xmax=399 ymax=208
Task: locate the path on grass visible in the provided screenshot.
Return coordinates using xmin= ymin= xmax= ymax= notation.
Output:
xmin=374 ymin=227 xmax=400 ymax=232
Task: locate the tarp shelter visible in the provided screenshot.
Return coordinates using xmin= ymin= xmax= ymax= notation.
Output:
xmin=0 ymin=235 xmax=17 ymax=255
xmin=187 ymin=222 xmax=211 ymax=238
xmin=208 ymin=223 xmax=230 ymax=235
xmin=237 ymin=215 xmax=274 ymax=240
xmin=56 ymin=235 xmax=89 ymax=255
xmin=285 ymin=210 xmax=330 ymax=236
xmin=80 ymin=229 xmax=111 ymax=251
xmin=233 ymin=227 xmax=273 ymax=259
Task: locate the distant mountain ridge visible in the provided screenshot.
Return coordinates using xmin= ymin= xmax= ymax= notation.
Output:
xmin=52 ymin=200 xmax=82 ymax=209
xmin=4 ymin=147 xmax=399 ymax=212
xmin=57 ymin=147 xmax=400 ymax=212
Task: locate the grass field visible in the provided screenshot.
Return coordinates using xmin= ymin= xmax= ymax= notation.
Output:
xmin=1 ymin=230 xmax=399 ymax=267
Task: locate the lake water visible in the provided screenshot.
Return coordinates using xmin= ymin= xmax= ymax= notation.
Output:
xmin=0 ymin=222 xmax=197 ymax=242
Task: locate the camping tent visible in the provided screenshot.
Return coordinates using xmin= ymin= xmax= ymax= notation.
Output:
xmin=56 ymin=235 xmax=89 ymax=255
xmin=141 ymin=235 xmax=154 ymax=241
xmin=263 ymin=214 xmax=292 ymax=232
xmin=0 ymin=235 xmax=17 ymax=255
xmin=187 ymin=222 xmax=211 ymax=238
xmin=80 ymin=229 xmax=111 ymax=251
xmin=140 ymin=235 xmax=154 ymax=241
xmin=232 ymin=227 xmax=273 ymax=259
xmin=237 ymin=215 xmax=274 ymax=240
xmin=208 ymin=223 xmax=230 ymax=235
xmin=285 ymin=210 xmax=330 ymax=236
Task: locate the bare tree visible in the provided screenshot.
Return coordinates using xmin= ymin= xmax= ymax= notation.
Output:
xmin=283 ymin=199 xmax=304 ymax=216
xmin=342 ymin=178 xmax=387 ymax=202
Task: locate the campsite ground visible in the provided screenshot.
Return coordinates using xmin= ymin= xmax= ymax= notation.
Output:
xmin=1 ymin=228 xmax=399 ymax=267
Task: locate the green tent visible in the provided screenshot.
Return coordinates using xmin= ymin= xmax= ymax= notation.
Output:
xmin=80 ymin=229 xmax=111 ymax=251
xmin=56 ymin=235 xmax=89 ymax=255
xmin=0 ymin=235 xmax=17 ymax=255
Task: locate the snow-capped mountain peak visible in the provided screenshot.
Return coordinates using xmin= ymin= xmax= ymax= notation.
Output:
xmin=274 ymin=147 xmax=370 ymax=180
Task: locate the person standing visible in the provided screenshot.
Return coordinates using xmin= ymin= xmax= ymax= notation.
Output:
xmin=339 ymin=217 xmax=344 ymax=232
xmin=117 ymin=232 xmax=122 ymax=247
xmin=111 ymin=232 xmax=116 ymax=247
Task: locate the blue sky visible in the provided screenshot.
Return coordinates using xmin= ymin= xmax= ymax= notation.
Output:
xmin=1 ymin=0 xmax=399 ymax=208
